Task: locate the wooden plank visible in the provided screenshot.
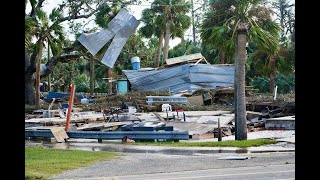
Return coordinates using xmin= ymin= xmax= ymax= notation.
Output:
xmin=25 ymin=114 xmax=106 ymax=125
xmin=50 ymin=127 xmax=69 ymax=143
xmin=77 ymin=121 xmax=135 ymax=131
xmin=25 ymin=126 xmax=57 ymax=130
xmin=165 ymin=53 xmax=203 ymax=65
xmin=153 ymin=112 xmax=166 ymax=121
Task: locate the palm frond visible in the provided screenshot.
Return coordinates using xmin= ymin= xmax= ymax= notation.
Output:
xmin=49 ymin=8 xmax=63 ymax=21
xmin=49 ymin=23 xmax=63 ymax=35
xmin=249 ymin=24 xmax=279 ymax=54
xmin=35 ymin=9 xmax=48 ymax=22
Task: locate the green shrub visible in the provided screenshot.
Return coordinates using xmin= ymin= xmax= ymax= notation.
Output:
xmin=251 ymin=73 xmax=295 ymax=94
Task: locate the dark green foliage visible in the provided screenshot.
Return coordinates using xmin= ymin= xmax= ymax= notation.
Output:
xmin=251 ymin=73 xmax=295 ymax=94
xmin=274 ymin=73 xmax=295 ymax=94
xmin=168 ymin=40 xmax=202 ymax=58
xmin=252 ymin=76 xmax=270 ymax=93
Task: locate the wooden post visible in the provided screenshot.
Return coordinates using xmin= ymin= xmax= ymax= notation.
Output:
xmin=218 ymin=118 xmax=222 ymax=141
xmin=65 ymin=84 xmax=76 ymax=131
xmin=166 ymin=109 xmax=168 ymax=120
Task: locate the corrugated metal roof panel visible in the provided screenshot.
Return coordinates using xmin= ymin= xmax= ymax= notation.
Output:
xmin=123 ymin=64 xmax=234 ymax=93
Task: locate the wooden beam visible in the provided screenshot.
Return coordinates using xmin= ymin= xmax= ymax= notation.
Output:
xmin=65 ymin=84 xmax=76 ymax=131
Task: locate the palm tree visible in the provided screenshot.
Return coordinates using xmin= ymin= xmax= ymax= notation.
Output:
xmin=31 ymin=9 xmax=65 ymax=109
xmin=200 ymin=0 xmax=236 ymax=64
xmin=200 ymin=0 xmax=280 ymax=140
xmin=248 ymin=45 xmax=294 ymax=93
xmin=150 ymin=0 xmax=191 ymax=65
xmin=139 ymin=8 xmax=166 ymax=68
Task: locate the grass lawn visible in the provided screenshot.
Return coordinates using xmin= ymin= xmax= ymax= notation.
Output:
xmin=25 ymin=139 xmax=277 ymax=179
xmin=129 ymin=139 xmax=277 ymax=148
xmin=25 ymin=146 xmax=122 ymax=180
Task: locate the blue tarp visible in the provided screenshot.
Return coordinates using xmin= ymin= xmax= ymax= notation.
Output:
xmin=47 ymin=92 xmax=85 ymax=102
xmin=122 ymin=64 xmax=234 ymax=94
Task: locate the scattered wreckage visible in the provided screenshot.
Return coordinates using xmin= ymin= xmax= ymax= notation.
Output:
xmin=25 ymin=52 xmax=295 ymax=143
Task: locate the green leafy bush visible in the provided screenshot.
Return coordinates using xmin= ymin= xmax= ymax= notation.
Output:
xmin=251 ymin=73 xmax=295 ymax=94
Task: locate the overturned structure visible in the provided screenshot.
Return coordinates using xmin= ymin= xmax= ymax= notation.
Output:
xmin=123 ymin=64 xmax=234 ymax=94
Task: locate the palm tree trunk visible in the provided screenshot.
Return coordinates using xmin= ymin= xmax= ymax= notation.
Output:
xmin=219 ymin=50 xmax=226 ymax=64
xmin=90 ymin=55 xmax=95 ymax=96
xmin=156 ymin=31 xmax=164 ymax=68
xmin=291 ymin=24 xmax=295 ymax=48
xmin=269 ymin=55 xmax=276 ymax=94
xmin=47 ymin=42 xmax=51 ymax=91
xmin=235 ymin=26 xmax=247 ymax=140
xmin=35 ymin=40 xmax=43 ymax=109
xmin=191 ymin=0 xmax=196 ymax=45
xmin=107 ymin=68 xmax=113 ymax=95
xmin=162 ymin=19 xmax=171 ymax=66
xmin=233 ymin=38 xmax=238 ymax=138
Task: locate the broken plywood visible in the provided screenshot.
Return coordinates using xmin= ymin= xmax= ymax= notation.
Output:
xmin=246 ymin=111 xmax=263 ymax=121
xmin=165 ymin=53 xmax=203 ymax=66
xmin=25 ymin=126 xmax=69 ymax=142
xmin=187 ymin=95 xmax=203 ymax=105
xmin=50 ymin=127 xmax=69 ymax=142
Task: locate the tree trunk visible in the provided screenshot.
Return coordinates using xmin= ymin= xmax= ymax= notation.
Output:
xmin=291 ymin=24 xmax=295 ymax=48
xmin=64 ymin=65 xmax=74 ymax=92
xmin=219 ymin=50 xmax=226 ymax=64
xmin=25 ymin=76 xmax=35 ymax=105
xmin=25 ymin=48 xmax=36 ymax=104
xmin=235 ymin=27 xmax=247 ymax=140
xmin=35 ymin=40 xmax=43 ymax=109
xmin=233 ymin=38 xmax=238 ymax=139
xmin=191 ymin=0 xmax=196 ymax=45
xmin=47 ymin=42 xmax=51 ymax=91
xmin=162 ymin=19 xmax=171 ymax=66
xmin=48 ymin=74 xmax=51 ymax=91
xmin=269 ymin=55 xmax=276 ymax=94
xmin=155 ymin=31 xmax=164 ymax=68
xmin=25 ymin=43 xmax=80 ymax=105
xmin=107 ymin=68 xmax=113 ymax=95
xmin=90 ymin=55 xmax=95 ymax=96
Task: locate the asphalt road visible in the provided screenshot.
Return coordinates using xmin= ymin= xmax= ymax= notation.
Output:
xmin=80 ymin=164 xmax=295 ymax=180
xmin=52 ymin=152 xmax=295 ymax=180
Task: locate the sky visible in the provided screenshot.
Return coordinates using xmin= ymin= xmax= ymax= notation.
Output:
xmin=26 ymin=0 xmax=295 ymax=48
xmin=26 ymin=0 xmax=183 ymax=47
